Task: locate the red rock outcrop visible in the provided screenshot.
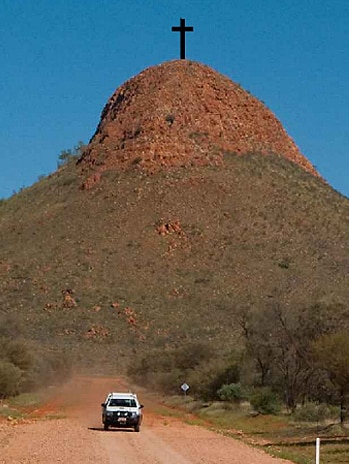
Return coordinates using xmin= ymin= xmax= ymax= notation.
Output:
xmin=78 ymin=60 xmax=318 ymax=185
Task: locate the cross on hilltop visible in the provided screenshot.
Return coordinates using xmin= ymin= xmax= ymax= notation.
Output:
xmin=171 ymin=18 xmax=194 ymax=59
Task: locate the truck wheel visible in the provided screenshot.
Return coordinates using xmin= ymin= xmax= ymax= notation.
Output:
xmin=104 ymin=423 xmax=109 ymax=431
xmin=134 ymin=424 xmax=140 ymax=432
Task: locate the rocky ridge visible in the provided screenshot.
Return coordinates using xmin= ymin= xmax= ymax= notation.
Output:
xmin=78 ymin=60 xmax=319 ymax=188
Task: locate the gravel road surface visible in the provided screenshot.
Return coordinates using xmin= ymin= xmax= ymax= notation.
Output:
xmin=0 ymin=377 xmax=292 ymax=464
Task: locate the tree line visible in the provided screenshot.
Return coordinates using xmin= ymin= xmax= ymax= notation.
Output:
xmin=240 ymin=301 xmax=349 ymax=421
xmin=0 ymin=314 xmax=71 ymax=399
xmin=130 ymin=301 xmax=349 ymax=422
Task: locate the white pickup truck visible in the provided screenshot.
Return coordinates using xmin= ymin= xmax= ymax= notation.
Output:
xmin=101 ymin=392 xmax=144 ymax=432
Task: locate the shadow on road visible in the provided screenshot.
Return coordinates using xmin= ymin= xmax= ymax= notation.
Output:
xmin=88 ymin=427 xmax=135 ymax=433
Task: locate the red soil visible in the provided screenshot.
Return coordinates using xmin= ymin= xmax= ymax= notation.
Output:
xmin=78 ymin=60 xmax=319 ymax=188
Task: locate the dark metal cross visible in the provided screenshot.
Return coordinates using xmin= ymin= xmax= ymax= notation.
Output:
xmin=171 ymin=18 xmax=194 ymax=60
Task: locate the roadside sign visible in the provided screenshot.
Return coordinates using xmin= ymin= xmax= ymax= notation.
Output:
xmin=181 ymin=383 xmax=190 ymax=394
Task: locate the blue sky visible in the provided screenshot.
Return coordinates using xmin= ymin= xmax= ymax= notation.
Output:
xmin=1 ymin=0 xmax=348 ymax=198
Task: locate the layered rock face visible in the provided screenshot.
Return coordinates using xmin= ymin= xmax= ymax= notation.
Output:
xmin=79 ymin=60 xmax=318 ymax=182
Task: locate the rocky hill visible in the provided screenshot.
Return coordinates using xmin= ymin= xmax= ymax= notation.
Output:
xmin=0 ymin=61 xmax=348 ymax=371
xmin=78 ymin=60 xmax=319 ymax=189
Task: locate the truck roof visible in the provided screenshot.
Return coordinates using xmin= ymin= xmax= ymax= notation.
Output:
xmin=107 ymin=392 xmax=138 ymax=398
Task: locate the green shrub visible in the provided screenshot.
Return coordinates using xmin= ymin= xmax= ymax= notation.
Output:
xmin=172 ymin=342 xmax=213 ymax=371
xmin=129 ymin=342 xmax=213 ymax=383
xmin=150 ymin=369 xmax=184 ymax=394
xmin=0 ymin=361 xmax=22 ymax=398
xmin=130 ymin=345 xmax=243 ymax=401
xmin=249 ymin=387 xmax=281 ymax=414
xmin=186 ymin=364 xmax=220 ymax=399
xmin=0 ymin=335 xmax=72 ymax=396
xmin=217 ymin=383 xmax=245 ymax=402
xmin=4 ymin=339 xmax=34 ymax=371
xmin=293 ymin=402 xmax=335 ymax=422
xmin=186 ymin=360 xmax=240 ymax=400
xmin=57 ymin=141 xmax=85 ymax=167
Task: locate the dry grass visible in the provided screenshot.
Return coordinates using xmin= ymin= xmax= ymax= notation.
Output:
xmin=163 ymin=395 xmax=349 ymax=464
xmin=0 ymin=152 xmax=349 ymax=371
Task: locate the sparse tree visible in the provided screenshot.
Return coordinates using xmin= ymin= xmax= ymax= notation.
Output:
xmin=313 ymin=331 xmax=349 ymax=423
xmin=239 ymin=302 xmax=348 ymax=410
xmin=57 ymin=141 xmax=85 ymax=167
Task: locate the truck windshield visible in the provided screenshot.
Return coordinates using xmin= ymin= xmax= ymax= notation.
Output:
xmin=109 ymin=399 xmax=137 ymax=407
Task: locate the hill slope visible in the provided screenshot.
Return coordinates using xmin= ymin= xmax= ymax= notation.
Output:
xmin=1 ymin=60 xmax=348 ymax=370
xmin=1 ymin=152 xmax=348 ymax=368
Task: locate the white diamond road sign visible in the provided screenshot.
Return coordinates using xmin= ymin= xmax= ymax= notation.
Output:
xmin=181 ymin=382 xmax=190 ymax=393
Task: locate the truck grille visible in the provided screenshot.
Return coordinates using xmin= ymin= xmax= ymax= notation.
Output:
xmin=112 ymin=411 xmax=130 ymax=419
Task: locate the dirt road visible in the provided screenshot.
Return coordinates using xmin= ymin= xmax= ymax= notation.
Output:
xmin=0 ymin=377 xmax=292 ymax=464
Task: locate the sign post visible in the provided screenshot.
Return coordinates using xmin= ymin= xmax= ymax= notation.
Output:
xmin=316 ymin=437 xmax=320 ymax=464
xmin=181 ymin=382 xmax=190 ymax=396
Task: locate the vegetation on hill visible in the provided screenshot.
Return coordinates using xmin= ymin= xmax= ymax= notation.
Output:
xmin=0 ymin=315 xmax=71 ymax=398
xmin=0 ymin=150 xmax=349 ymax=418
xmin=57 ymin=141 xmax=85 ymax=168
xmin=130 ymin=300 xmax=349 ymax=421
